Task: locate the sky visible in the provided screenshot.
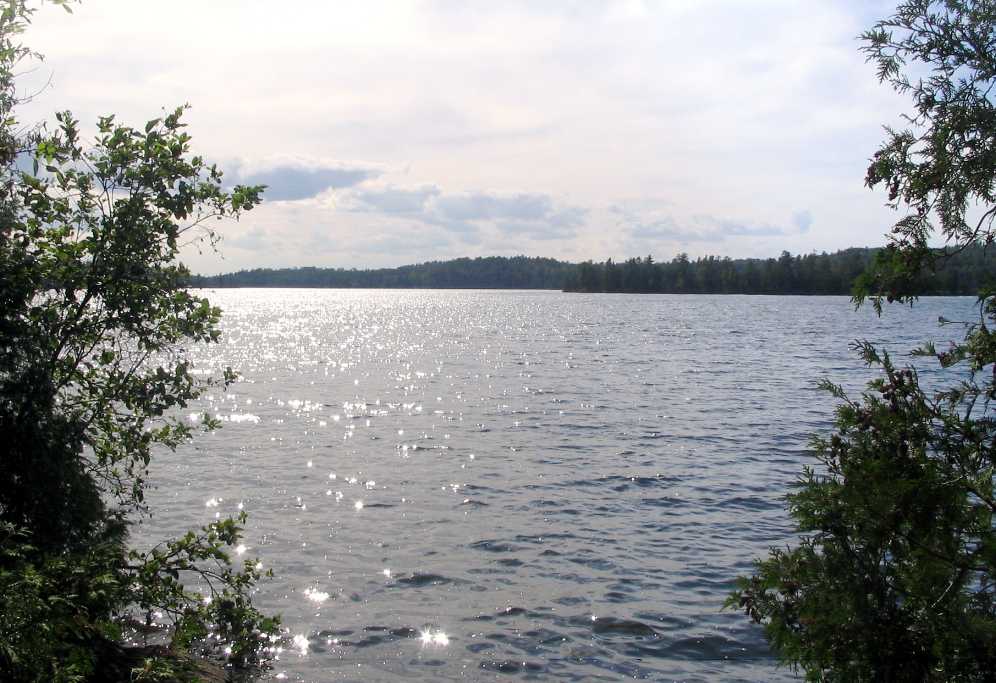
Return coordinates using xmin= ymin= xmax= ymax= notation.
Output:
xmin=20 ymin=0 xmax=911 ymax=274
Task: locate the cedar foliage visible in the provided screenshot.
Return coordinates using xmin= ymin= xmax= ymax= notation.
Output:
xmin=730 ymin=2 xmax=996 ymax=679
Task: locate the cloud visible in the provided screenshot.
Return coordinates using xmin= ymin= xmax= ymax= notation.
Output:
xmin=353 ymin=231 xmax=454 ymax=254
xmin=497 ymin=206 xmax=586 ymax=240
xmin=230 ymin=160 xmax=380 ymax=201
xmin=346 ymin=185 xmax=441 ymax=214
xmin=340 ymin=185 xmax=587 ymax=242
xmin=432 ymin=192 xmax=552 ymax=222
xmin=626 ymin=213 xmax=807 ymax=244
xmin=706 ymin=217 xmax=785 ymax=238
xmin=303 ymin=221 xmax=456 ymax=255
xmin=629 ymin=216 xmax=718 ymax=242
xmin=792 ymin=209 xmax=814 ymax=233
xmin=27 ymin=1 xmax=902 ymax=271
xmin=224 ymin=226 xmax=270 ymax=251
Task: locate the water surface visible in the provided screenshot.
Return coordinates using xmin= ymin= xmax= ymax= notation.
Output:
xmin=141 ymin=290 xmax=974 ymax=682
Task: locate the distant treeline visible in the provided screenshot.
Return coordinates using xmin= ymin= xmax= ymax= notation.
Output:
xmin=191 ymin=256 xmax=572 ymax=289
xmin=190 ymin=246 xmax=995 ymax=295
xmin=565 ymin=247 xmax=995 ymax=294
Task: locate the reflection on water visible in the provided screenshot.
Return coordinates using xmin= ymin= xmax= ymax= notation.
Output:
xmin=140 ymin=290 xmax=973 ymax=682
xmin=420 ymin=629 xmax=450 ymax=647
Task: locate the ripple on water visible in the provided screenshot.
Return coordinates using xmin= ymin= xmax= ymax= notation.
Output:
xmin=591 ymin=616 xmax=660 ymax=640
xmin=141 ymin=290 xmax=975 ymax=682
xmin=393 ymin=573 xmax=464 ymax=588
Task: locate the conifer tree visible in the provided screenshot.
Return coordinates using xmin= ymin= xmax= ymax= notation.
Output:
xmin=731 ymin=2 xmax=996 ymax=679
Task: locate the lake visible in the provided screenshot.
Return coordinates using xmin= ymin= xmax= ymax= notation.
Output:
xmin=139 ymin=290 xmax=975 ymax=682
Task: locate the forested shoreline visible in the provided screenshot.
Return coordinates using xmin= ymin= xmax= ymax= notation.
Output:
xmin=190 ymin=245 xmax=995 ymax=295
xmin=190 ymin=255 xmax=572 ymax=290
xmin=4 ymin=0 xmax=996 ymax=679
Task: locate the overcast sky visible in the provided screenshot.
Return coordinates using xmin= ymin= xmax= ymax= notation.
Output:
xmin=21 ymin=0 xmax=910 ymax=274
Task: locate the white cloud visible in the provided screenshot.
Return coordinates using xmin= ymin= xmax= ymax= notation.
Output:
xmin=19 ymin=0 xmax=909 ymax=271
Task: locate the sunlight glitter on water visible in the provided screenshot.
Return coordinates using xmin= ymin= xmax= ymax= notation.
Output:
xmin=140 ymin=289 xmax=976 ymax=682
xmin=303 ymin=588 xmax=330 ymax=604
xmin=291 ymin=634 xmax=309 ymax=655
xmin=419 ymin=629 xmax=450 ymax=647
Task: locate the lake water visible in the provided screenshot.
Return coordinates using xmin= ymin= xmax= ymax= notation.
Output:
xmin=139 ymin=290 xmax=975 ymax=682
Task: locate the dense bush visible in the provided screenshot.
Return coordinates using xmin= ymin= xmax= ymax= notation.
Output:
xmin=731 ymin=1 xmax=996 ymax=679
xmin=0 ymin=2 xmax=278 ymax=680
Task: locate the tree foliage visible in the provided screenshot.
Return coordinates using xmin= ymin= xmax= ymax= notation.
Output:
xmin=730 ymin=2 xmax=996 ymax=680
xmin=563 ymin=246 xmax=996 ymax=294
xmin=194 ymin=255 xmax=575 ymax=290
xmin=0 ymin=2 xmax=277 ymax=680
xmin=857 ymin=0 xmax=996 ymax=307
xmin=191 ymin=246 xmax=996 ymax=294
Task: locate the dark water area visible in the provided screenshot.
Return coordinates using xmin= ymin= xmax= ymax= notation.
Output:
xmin=138 ymin=291 xmax=976 ymax=682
